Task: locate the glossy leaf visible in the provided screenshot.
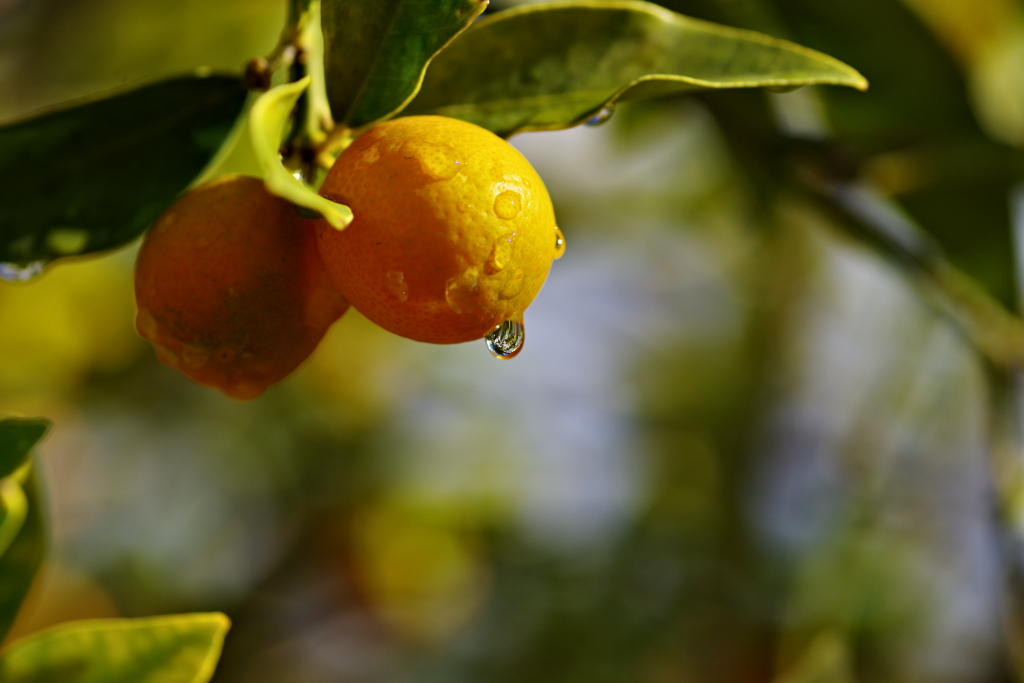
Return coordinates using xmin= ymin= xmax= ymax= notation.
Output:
xmin=0 ymin=613 xmax=231 ymax=683
xmin=403 ymin=0 xmax=868 ymax=137
xmin=0 ymin=478 xmax=28 ymax=562
xmin=322 ymin=0 xmax=487 ymax=129
xmin=0 ymin=418 xmax=49 ymax=480
xmin=0 ymin=73 xmax=247 ymax=264
xmin=0 ymin=473 xmax=44 ymax=642
xmin=249 ymin=77 xmax=353 ymax=229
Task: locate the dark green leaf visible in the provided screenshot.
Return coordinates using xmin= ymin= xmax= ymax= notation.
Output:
xmin=0 ymin=73 xmax=248 ymax=265
xmin=0 ymin=419 xmax=50 ymax=481
xmin=0 ymin=613 xmax=230 ymax=683
xmin=764 ymin=0 xmax=979 ymax=152
xmin=322 ymin=0 xmax=487 ymax=129
xmin=0 ymin=473 xmax=44 ymax=642
xmin=403 ymin=0 xmax=867 ymax=137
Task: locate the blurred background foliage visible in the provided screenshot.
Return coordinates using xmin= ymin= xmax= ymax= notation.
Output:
xmin=2 ymin=0 xmax=1024 ymax=681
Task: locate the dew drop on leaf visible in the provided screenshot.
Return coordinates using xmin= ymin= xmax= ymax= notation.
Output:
xmin=585 ymin=106 xmax=615 ymax=126
xmin=0 ymin=261 xmax=46 ymax=283
xmin=485 ymin=319 xmax=524 ymax=359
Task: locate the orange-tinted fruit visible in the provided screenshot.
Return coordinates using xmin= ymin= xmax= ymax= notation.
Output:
xmin=134 ymin=174 xmax=349 ymax=400
xmin=316 ymin=115 xmax=558 ymax=345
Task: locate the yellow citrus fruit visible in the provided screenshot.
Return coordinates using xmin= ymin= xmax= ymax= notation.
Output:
xmin=315 ymin=115 xmax=561 ymax=350
xmin=134 ymin=174 xmax=350 ymax=400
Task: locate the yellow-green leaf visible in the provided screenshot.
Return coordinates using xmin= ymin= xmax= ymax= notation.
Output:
xmin=0 ymin=477 xmax=28 ymax=562
xmin=0 ymin=613 xmax=231 ymax=683
xmin=404 ymin=0 xmax=868 ymax=137
xmin=249 ymin=77 xmax=352 ymax=229
xmin=0 ymin=474 xmax=45 ymax=642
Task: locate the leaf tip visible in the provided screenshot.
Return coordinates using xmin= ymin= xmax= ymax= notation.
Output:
xmin=209 ymin=611 xmax=232 ymax=634
xmin=323 ymin=202 xmax=354 ymax=230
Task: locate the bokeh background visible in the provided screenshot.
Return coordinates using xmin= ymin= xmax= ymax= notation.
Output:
xmin=3 ymin=0 xmax=1024 ymax=681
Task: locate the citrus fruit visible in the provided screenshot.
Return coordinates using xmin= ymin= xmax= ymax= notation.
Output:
xmin=315 ymin=115 xmax=562 ymax=353
xmin=134 ymin=174 xmax=350 ymax=400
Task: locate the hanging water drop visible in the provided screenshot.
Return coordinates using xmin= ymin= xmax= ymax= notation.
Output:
xmin=485 ymin=319 xmax=524 ymax=359
xmin=553 ymin=227 xmax=566 ymax=259
xmin=0 ymin=261 xmax=46 ymax=282
xmin=585 ymin=106 xmax=615 ymax=127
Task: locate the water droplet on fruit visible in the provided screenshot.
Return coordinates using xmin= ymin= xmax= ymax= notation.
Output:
xmin=154 ymin=344 xmax=180 ymax=366
xmin=554 ymin=227 xmax=566 ymax=259
xmin=400 ymin=139 xmax=462 ymax=180
xmin=181 ymin=345 xmax=210 ymax=369
xmin=445 ymin=267 xmax=480 ymax=314
xmin=485 ymin=319 xmax=524 ymax=359
xmin=485 ymin=236 xmax=514 ymax=274
xmin=585 ymin=106 xmax=615 ymax=126
xmin=361 ymin=144 xmax=381 ymax=165
xmin=195 ymin=231 xmax=215 ymax=249
xmin=498 ymin=268 xmax=525 ymax=300
xmin=227 ymin=379 xmax=265 ymax=400
xmin=0 ymin=261 xmax=46 ymax=282
xmin=136 ymin=310 xmax=159 ymax=340
xmin=385 ymin=270 xmax=409 ymax=302
xmin=493 ymin=190 xmax=522 ymax=219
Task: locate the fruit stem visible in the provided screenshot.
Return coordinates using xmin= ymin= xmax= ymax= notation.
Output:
xmin=318 ymin=121 xmax=354 ymax=165
xmin=269 ymin=0 xmax=333 ymax=183
xmin=263 ymin=0 xmax=312 ymax=72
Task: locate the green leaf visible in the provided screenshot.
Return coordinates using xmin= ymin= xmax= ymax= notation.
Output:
xmin=0 ymin=73 xmax=248 ymax=265
xmin=0 ymin=419 xmax=49 ymax=480
xmin=249 ymin=77 xmax=353 ymax=229
xmin=0 ymin=613 xmax=231 ymax=683
xmin=0 ymin=473 xmax=44 ymax=642
xmin=403 ymin=0 xmax=869 ymax=137
xmin=322 ymin=0 xmax=488 ymax=129
xmin=764 ymin=0 xmax=980 ymax=151
xmin=0 ymin=478 xmax=28 ymax=563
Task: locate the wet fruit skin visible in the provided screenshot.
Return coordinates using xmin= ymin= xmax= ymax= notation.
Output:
xmin=316 ymin=115 xmax=558 ymax=345
xmin=134 ymin=174 xmax=350 ymax=400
